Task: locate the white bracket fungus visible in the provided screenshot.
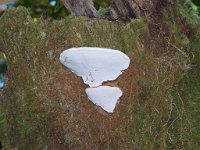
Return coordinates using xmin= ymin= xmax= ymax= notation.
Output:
xmin=60 ymin=47 xmax=130 ymax=113
xmin=86 ymin=86 xmax=122 ymax=113
xmin=60 ymin=47 xmax=130 ymax=87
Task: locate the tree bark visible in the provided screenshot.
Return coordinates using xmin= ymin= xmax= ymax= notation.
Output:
xmin=109 ymin=0 xmax=154 ymax=19
xmin=61 ymin=0 xmax=175 ymax=20
xmin=61 ymin=0 xmax=99 ymax=17
xmin=62 ymin=0 xmax=155 ymax=20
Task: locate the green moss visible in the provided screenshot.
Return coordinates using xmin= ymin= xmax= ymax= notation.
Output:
xmin=0 ymin=6 xmax=149 ymax=149
xmin=0 ymin=3 xmax=199 ymax=149
xmin=0 ymin=4 xmax=197 ymax=149
xmin=165 ymin=10 xmax=189 ymax=46
xmin=176 ymin=1 xmax=199 ymax=27
xmin=162 ymin=2 xmax=200 ymax=149
xmin=171 ymin=32 xmax=200 ymax=150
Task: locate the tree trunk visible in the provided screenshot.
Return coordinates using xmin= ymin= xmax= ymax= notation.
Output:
xmin=109 ymin=0 xmax=175 ymax=19
xmin=0 ymin=0 xmax=199 ymax=149
xmin=61 ymin=0 xmax=153 ymax=19
xmin=109 ymin=0 xmax=154 ymax=19
xmin=61 ymin=0 xmax=173 ymax=20
xmin=61 ymin=0 xmax=99 ymax=17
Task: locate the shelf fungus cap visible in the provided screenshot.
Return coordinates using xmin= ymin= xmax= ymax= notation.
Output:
xmin=85 ymin=86 xmax=122 ymax=113
xmin=60 ymin=47 xmax=130 ymax=113
xmin=60 ymin=47 xmax=130 ymax=87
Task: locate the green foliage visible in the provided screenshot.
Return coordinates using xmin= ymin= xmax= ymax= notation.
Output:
xmin=192 ymin=0 xmax=200 ymax=6
xmin=15 ymin=0 xmax=69 ymax=19
xmin=191 ymin=0 xmax=200 ymax=16
xmin=14 ymin=0 xmax=112 ymax=19
xmin=94 ymin=0 xmax=111 ymax=10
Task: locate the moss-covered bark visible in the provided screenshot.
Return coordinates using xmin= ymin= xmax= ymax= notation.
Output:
xmin=0 ymin=2 xmax=199 ymax=149
xmin=0 ymin=6 xmax=148 ymax=149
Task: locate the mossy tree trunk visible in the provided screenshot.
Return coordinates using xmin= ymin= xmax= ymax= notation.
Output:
xmin=62 ymin=0 xmax=99 ymax=17
xmin=109 ymin=0 xmax=154 ymax=19
xmin=62 ymin=0 xmax=174 ymax=20
xmin=62 ymin=0 xmax=154 ymax=19
xmin=0 ymin=0 xmax=199 ymax=149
